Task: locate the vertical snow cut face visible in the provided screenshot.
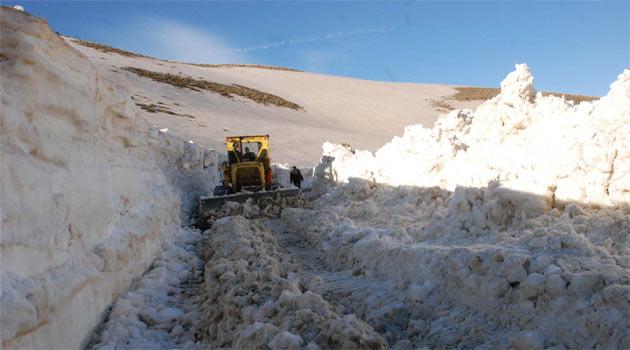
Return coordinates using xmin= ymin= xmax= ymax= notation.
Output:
xmin=0 ymin=8 xmax=218 ymax=349
xmin=318 ymin=63 xmax=630 ymax=207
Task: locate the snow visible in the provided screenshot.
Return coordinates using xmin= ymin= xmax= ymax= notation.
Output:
xmin=87 ymin=227 xmax=204 ymax=349
xmin=278 ymin=64 xmax=629 ymax=348
xmin=279 ymin=196 xmax=628 ymax=347
xmin=65 ymin=36 xmax=483 ymax=166
xmin=1 ymin=9 xmax=218 ymax=349
xmin=197 ymin=215 xmax=386 ymax=349
xmin=318 ymin=63 xmax=629 ymax=206
xmin=1 ymin=6 xmax=628 ymax=350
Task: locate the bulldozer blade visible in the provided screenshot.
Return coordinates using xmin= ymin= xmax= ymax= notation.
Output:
xmin=198 ymin=188 xmax=300 ymax=228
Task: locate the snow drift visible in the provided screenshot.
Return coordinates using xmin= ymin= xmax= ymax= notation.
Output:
xmin=318 ymin=63 xmax=629 ymax=207
xmin=0 ymin=8 xmax=218 ymax=349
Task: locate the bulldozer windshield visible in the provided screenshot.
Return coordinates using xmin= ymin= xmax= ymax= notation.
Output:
xmin=242 ymin=141 xmax=260 ymax=161
xmin=225 ymin=136 xmax=269 ymax=164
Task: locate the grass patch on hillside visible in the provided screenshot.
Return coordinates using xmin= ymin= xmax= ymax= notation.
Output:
xmin=193 ymin=63 xmax=302 ymax=72
xmin=73 ymin=39 xmax=149 ymax=58
xmin=135 ymin=102 xmax=195 ymax=118
xmin=451 ymin=87 xmax=501 ymax=101
xmin=542 ymin=91 xmax=598 ymax=104
xmin=124 ymin=67 xmax=302 ymax=110
xmin=452 ymin=87 xmax=597 ymax=104
xmin=433 ymin=87 xmax=598 ymax=112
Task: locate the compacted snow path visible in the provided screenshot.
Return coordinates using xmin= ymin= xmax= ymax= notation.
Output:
xmin=87 ymin=228 xmax=206 ymax=349
xmin=264 ymin=219 xmax=412 ymax=348
xmin=194 ymin=214 xmax=387 ymax=349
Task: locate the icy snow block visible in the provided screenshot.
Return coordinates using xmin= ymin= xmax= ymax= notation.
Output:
xmin=545 ymin=274 xmax=566 ymax=297
xmin=268 ymin=331 xmax=304 ymax=350
xmin=529 ymin=255 xmax=553 ymax=274
xmin=234 ymin=322 xmax=279 ymax=349
xmin=503 ymin=254 xmax=530 ymax=282
xmin=568 ymin=272 xmax=605 ymax=299
xmin=495 ymin=184 xmax=551 ymax=218
xmin=509 ymin=330 xmax=544 ymax=350
xmin=520 ymin=273 xmax=545 ymax=300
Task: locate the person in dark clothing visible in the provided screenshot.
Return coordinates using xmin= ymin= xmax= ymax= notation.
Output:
xmin=243 ymin=147 xmax=256 ymax=161
xmin=289 ymin=166 xmax=304 ymax=189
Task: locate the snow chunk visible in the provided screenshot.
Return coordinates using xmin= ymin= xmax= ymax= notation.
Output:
xmin=509 ymin=330 xmax=544 ymax=350
xmin=497 ymin=63 xmax=535 ymax=105
xmin=268 ymin=331 xmax=304 ymax=350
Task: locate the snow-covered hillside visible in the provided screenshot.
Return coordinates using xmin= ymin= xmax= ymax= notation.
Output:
xmin=65 ymin=38 xmax=484 ymax=166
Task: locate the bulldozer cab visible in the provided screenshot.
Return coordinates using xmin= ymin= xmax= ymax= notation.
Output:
xmin=227 ymin=137 xmax=268 ymax=164
xmin=217 ymin=135 xmax=273 ymax=195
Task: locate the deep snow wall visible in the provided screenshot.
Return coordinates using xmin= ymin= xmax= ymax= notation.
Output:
xmin=0 ymin=8 xmax=218 ymax=349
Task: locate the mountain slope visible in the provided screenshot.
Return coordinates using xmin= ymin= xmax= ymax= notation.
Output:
xmin=66 ymin=39 xmax=485 ymax=166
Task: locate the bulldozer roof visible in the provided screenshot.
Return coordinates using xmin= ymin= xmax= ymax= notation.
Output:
xmin=225 ymin=135 xmax=269 ymax=142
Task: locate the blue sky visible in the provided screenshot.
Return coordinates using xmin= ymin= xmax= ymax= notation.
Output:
xmin=4 ymin=1 xmax=628 ymax=96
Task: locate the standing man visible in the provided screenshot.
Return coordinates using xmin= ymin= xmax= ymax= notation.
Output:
xmin=290 ymin=166 xmax=304 ymax=189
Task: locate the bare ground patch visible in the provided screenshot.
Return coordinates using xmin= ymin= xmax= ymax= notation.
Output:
xmin=135 ymin=102 xmax=195 ymax=119
xmin=124 ymin=67 xmax=302 ymax=110
xmin=434 ymin=87 xmax=598 ymax=111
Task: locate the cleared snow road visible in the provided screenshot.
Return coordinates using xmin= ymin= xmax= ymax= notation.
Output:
xmin=264 ymin=218 xmax=413 ymax=348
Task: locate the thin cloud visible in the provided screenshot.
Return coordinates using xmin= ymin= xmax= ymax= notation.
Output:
xmin=215 ymin=27 xmax=394 ymax=57
xmin=118 ymin=18 xmax=247 ymax=64
xmin=105 ymin=20 xmax=392 ymax=64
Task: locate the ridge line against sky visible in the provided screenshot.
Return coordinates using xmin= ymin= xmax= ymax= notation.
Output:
xmin=3 ymin=1 xmax=628 ymax=96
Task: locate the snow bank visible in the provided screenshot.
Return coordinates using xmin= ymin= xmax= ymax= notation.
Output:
xmin=0 ymin=8 xmax=218 ymax=349
xmin=281 ymin=188 xmax=629 ymax=348
xmin=295 ymin=65 xmax=630 ymax=347
xmin=318 ymin=64 xmax=630 ymax=207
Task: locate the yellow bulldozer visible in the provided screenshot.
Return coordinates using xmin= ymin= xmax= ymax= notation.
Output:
xmin=213 ymin=135 xmax=275 ymax=195
xmin=198 ymin=135 xmax=299 ymax=224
